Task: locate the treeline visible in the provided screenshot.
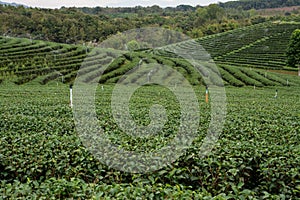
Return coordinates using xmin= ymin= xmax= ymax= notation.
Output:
xmin=220 ymin=0 xmax=300 ymax=10
xmin=79 ymin=5 xmax=198 ymax=17
xmin=0 ymin=6 xmax=135 ymax=44
xmin=0 ymin=3 xmax=297 ymax=45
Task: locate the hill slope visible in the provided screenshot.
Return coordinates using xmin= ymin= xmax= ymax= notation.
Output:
xmin=0 ymin=21 xmax=299 ymax=87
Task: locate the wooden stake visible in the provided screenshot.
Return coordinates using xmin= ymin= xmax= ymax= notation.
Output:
xmin=205 ymin=86 xmax=209 ymax=103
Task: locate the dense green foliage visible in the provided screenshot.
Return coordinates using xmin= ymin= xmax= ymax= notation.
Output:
xmin=1 ymin=2 xmax=299 ymax=44
xmin=0 ymin=83 xmax=299 ymax=198
xmin=286 ymin=29 xmax=300 ymax=68
xmin=220 ymin=0 xmax=300 ymax=10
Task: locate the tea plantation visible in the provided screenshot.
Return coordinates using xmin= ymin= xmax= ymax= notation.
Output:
xmin=0 ymin=20 xmax=300 ymax=86
xmin=0 ymin=83 xmax=299 ymax=199
xmin=0 ymin=19 xmax=300 ymax=199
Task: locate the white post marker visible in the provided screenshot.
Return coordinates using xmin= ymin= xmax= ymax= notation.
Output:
xmin=147 ymin=73 xmax=151 ymax=83
xmin=147 ymin=70 xmax=153 ymax=83
xmin=70 ymin=84 xmax=73 ymax=108
xmin=274 ymin=89 xmax=278 ymax=99
xmin=138 ymin=59 xmax=143 ymax=68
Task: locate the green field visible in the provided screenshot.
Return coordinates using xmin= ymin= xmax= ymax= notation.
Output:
xmin=0 ymin=82 xmax=299 ymax=199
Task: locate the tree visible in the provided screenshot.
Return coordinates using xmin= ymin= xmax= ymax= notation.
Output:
xmin=194 ymin=7 xmax=208 ymax=26
xmin=206 ymin=4 xmax=225 ymax=21
xmin=286 ymin=29 xmax=300 ymax=76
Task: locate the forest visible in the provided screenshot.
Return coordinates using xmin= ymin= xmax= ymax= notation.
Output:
xmin=220 ymin=0 xmax=300 ymax=10
xmin=0 ymin=1 xmax=299 ymax=45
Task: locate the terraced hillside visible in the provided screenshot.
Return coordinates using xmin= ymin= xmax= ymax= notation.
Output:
xmin=0 ymin=37 xmax=89 ymax=85
xmin=208 ymin=22 xmax=300 ymax=70
xmin=159 ymin=21 xmax=300 ymax=69
xmin=0 ymin=20 xmax=299 ymax=87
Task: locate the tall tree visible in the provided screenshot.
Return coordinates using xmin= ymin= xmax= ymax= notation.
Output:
xmin=286 ymin=29 xmax=300 ymax=76
xmin=206 ymin=4 xmax=225 ymax=21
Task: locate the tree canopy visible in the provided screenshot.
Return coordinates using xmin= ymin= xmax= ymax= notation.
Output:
xmin=0 ymin=3 xmax=299 ymax=44
xmin=286 ymin=29 xmax=300 ymax=72
xmin=220 ymin=0 xmax=300 ymax=10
